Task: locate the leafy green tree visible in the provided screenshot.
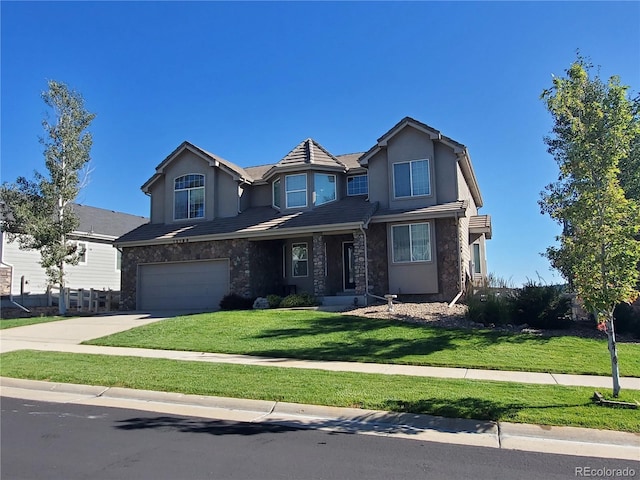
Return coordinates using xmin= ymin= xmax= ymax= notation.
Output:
xmin=539 ymin=57 xmax=640 ymax=397
xmin=1 ymin=80 xmax=96 ymax=315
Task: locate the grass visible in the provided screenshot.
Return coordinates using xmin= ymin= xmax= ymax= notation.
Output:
xmin=0 ymin=316 xmax=67 ymax=330
xmin=84 ymin=310 xmax=640 ymax=377
xmin=1 ymin=350 xmax=638 ymax=432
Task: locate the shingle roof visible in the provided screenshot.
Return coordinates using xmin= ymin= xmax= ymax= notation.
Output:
xmin=70 ymin=204 xmax=148 ymax=238
xmin=469 ymin=214 xmax=492 ymax=239
xmin=371 ymin=201 xmax=468 ymax=223
xmin=277 ymin=138 xmax=346 ymax=169
xmin=116 ymin=196 xmax=378 ymax=246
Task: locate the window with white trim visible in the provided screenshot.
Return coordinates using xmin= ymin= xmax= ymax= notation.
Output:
xmin=273 ymin=178 xmax=282 ymax=209
xmin=314 ymin=173 xmax=336 ymax=206
xmin=286 ymin=174 xmax=307 ymax=208
xmin=174 ymin=174 xmax=205 ymax=220
xmin=292 ymin=243 xmax=308 ymax=277
xmin=347 ymin=174 xmax=368 ymax=196
xmin=393 ymin=159 xmax=430 ymax=198
xmin=70 ymin=241 xmax=88 ymax=265
xmin=116 ymin=250 xmax=122 ymax=271
xmin=391 ymin=223 xmax=431 ymax=263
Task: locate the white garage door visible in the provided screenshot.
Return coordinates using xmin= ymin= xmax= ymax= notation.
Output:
xmin=138 ymin=260 xmax=229 ymax=311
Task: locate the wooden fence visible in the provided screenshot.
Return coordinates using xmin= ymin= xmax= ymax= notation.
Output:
xmin=47 ymin=287 xmax=120 ymax=313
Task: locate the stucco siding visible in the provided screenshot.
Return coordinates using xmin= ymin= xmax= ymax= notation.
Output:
xmin=149 ymin=182 xmax=165 ymax=224
xmin=434 ymin=143 xmax=458 ymax=204
xmin=250 ymin=183 xmax=272 ymax=208
xmin=366 ymin=150 xmax=389 ymax=208
xmin=215 ymin=170 xmax=240 ymax=218
xmin=387 ymin=127 xmax=437 ymax=210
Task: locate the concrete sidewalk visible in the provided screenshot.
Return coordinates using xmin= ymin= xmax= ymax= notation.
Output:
xmin=1 ymin=312 xmax=639 ymax=460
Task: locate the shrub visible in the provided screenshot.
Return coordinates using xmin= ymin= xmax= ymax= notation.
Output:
xmin=614 ymin=302 xmax=640 ymax=338
xmin=467 ymin=291 xmax=512 ymax=326
xmin=266 ymin=294 xmax=282 ymax=308
xmin=510 ymin=281 xmax=572 ymax=329
xmin=279 ymin=292 xmax=318 ymax=308
xmin=219 ymin=293 xmax=254 ymax=311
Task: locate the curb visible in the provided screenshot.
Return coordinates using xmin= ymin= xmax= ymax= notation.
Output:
xmin=1 ymin=377 xmax=637 ymax=460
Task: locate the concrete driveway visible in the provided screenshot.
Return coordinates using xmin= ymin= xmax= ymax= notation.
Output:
xmin=0 ymin=312 xmax=173 ymax=353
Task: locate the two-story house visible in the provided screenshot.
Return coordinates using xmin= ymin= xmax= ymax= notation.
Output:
xmin=115 ymin=117 xmax=492 ymax=311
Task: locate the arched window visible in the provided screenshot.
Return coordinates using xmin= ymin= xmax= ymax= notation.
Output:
xmin=174 ymin=174 xmax=205 ymax=220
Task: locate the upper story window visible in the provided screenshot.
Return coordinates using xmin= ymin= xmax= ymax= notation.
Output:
xmin=273 ymin=178 xmax=282 ymax=209
xmin=174 ymin=174 xmax=205 ymax=220
xmin=393 ymin=159 xmax=430 ymax=198
xmin=391 ymin=223 xmax=431 ymax=263
xmin=347 ymin=174 xmax=368 ymax=196
xmin=286 ymin=174 xmax=307 ymax=208
xmin=314 ymin=173 xmax=336 ymax=206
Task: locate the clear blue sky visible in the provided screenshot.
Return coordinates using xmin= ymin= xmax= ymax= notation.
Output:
xmin=2 ymin=1 xmax=639 ymax=287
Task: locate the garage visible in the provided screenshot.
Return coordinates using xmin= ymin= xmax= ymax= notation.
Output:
xmin=138 ymin=260 xmax=229 ymax=311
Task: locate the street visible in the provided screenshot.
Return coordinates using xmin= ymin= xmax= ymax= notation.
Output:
xmin=2 ymin=397 xmax=637 ymax=480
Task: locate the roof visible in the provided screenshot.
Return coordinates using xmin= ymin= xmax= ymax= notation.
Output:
xmin=371 ymin=200 xmax=468 ymax=223
xmin=116 ymin=196 xmax=378 ymax=246
xmin=70 ymin=204 xmax=148 ymax=239
xmin=141 ymin=141 xmax=253 ymax=193
xmin=469 ymin=214 xmax=492 ymax=239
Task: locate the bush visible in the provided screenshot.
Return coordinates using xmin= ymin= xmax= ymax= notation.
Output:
xmin=510 ymin=281 xmax=572 ymax=329
xmin=614 ymin=303 xmax=640 ymax=338
xmin=266 ymin=294 xmax=283 ymax=308
xmin=279 ymin=292 xmax=318 ymax=308
xmin=467 ymin=291 xmax=512 ymax=326
xmin=219 ymin=293 xmax=254 ymax=311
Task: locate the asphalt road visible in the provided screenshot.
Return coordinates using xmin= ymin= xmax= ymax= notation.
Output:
xmin=1 ymin=397 xmax=638 ymax=480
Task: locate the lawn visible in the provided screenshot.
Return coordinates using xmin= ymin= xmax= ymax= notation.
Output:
xmin=0 ymin=316 xmax=67 ymax=330
xmin=1 ymin=350 xmax=638 ymax=432
xmin=85 ymin=310 xmax=640 ymax=377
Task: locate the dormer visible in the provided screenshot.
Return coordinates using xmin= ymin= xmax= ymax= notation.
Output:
xmin=141 ymin=141 xmax=252 ymax=224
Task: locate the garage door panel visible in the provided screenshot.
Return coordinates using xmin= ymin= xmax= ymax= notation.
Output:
xmin=138 ymin=260 xmax=229 ymax=311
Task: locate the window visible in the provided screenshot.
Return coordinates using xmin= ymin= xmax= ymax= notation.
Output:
xmin=292 ymin=243 xmax=308 ymax=277
xmin=70 ymin=241 xmax=87 ymax=264
xmin=273 ymin=178 xmax=282 ymax=209
xmin=116 ymin=250 xmax=122 ymax=271
xmin=393 ymin=159 xmax=430 ymax=198
xmin=392 ymin=223 xmax=431 ymax=263
xmin=286 ymin=174 xmax=307 ymax=208
xmin=473 ymin=244 xmax=482 ymax=274
xmin=174 ymin=174 xmax=205 ymax=220
xmin=314 ymin=173 xmax=336 ymax=206
xmin=347 ymin=175 xmax=368 ymax=196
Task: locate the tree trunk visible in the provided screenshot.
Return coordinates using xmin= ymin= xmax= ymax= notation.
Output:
xmin=606 ymin=317 xmax=621 ymax=397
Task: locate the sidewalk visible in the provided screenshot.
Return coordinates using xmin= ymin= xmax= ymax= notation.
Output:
xmin=1 ymin=312 xmax=639 ymax=460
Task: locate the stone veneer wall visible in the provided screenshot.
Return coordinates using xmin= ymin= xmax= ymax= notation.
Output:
xmin=426 ymin=217 xmax=461 ymax=302
xmin=365 ymin=223 xmax=388 ymax=296
xmin=0 ymin=266 xmax=11 ymax=296
xmin=352 ymin=230 xmax=366 ymax=295
xmin=312 ymin=234 xmax=326 ymax=297
xmin=120 ymin=239 xmax=252 ymax=310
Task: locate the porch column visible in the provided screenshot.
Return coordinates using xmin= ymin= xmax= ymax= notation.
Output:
xmin=312 ymin=234 xmax=326 ymax=297
xmin=353 ymin=230 xmax=367 ymax=295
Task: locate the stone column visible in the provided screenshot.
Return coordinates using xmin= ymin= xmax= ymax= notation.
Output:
xmin=312 ymin=234 xmax=326 ymax=297
xmin=353 ymin=230 xmax=367 ymax=295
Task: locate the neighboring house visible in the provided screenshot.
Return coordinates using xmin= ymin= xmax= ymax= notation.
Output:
xmin=0 ymin=204 xmax=148 ymax=306
xmin=116 ymin=117 xmax=492 ymax=311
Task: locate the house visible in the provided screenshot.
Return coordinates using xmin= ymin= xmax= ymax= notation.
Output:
xmin=115 ymin=117 xmax=492 ymax=311
xmin=0 ymin=204 xmax=148 ymax=306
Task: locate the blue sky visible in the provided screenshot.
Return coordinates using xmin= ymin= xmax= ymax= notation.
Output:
xmin=2 ymin=1 xmax=639 ymax=287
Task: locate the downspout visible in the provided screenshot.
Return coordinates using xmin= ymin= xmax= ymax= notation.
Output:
xmin=358 ymin=223 xmax=369 ymax=305
xmin=448 ymin=212 xmax=464 ymax=308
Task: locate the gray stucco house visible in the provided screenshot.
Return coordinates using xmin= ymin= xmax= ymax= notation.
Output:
xmin=116 ymin=117 xmax=492 ymax=311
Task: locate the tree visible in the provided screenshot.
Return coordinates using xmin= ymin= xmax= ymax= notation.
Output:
xmin=539 ymin=56 xmax=640 ymax=397
xmin=0 ymin=80 xmax=96 ymax=315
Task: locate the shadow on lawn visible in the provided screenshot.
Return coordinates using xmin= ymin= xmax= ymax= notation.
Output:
xmin=250 ymin=315 xmax=552 ymax=363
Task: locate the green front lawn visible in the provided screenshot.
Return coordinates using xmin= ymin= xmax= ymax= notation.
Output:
xmin=1 ymin=350 xmax=638 ymax=432
xmin=84 ymin=310 xmax=640 ymax=377
xmin=0 ymin=316 xmax=67 ymax=330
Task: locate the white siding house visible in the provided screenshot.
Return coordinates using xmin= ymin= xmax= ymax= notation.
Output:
xmin=1 ymin=204 xmax=147 ymax=306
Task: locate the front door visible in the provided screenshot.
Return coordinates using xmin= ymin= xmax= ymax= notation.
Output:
xmin=343 ymin=242 xmax=356 ymax=290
